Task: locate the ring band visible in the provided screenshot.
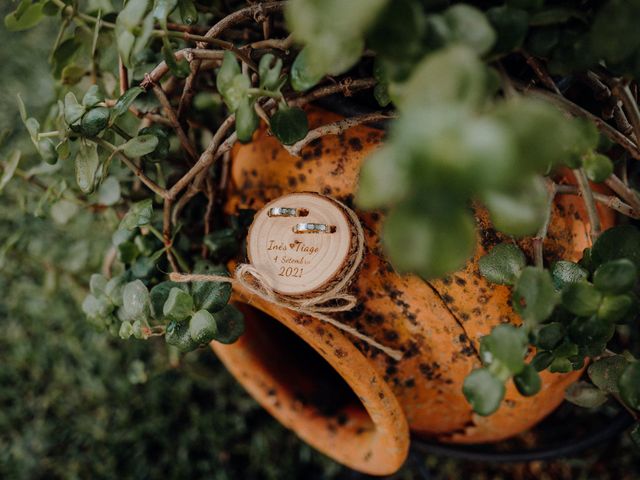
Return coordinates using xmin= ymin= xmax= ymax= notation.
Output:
xmin=293 ymin=223 xmax=336 ymax=234
xmin=267 ymin=207 xmax=309 ymax=217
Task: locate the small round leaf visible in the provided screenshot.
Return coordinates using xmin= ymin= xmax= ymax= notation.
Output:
xmin=478 ymin=243 xmax=526 ymax=286
xmin=463 ymin=368 xmax=505 ymax=416
xmin=189 ymin=309 xmax=218 ymax=344
xmin=270 ymin=107 xmax=308 ymax=146
xmin=593 ymin=258 xmax=637 ymax=294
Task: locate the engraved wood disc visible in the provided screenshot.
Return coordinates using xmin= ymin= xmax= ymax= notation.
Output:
xmin=246 ymin=192 xmax=355 ymax=296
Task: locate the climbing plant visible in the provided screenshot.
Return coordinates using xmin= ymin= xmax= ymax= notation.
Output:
xmin=3 ymin=0 xmax=640 ymax=443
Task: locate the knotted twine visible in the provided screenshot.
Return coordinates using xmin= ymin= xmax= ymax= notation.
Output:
xmin=170 ymin=199 xmax=403 ymax=361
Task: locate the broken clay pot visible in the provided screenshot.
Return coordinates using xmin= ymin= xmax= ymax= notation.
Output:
xmin=211 ymin=106 xmax=616 ymax=475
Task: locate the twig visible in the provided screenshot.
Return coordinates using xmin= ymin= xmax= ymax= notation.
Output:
xmin=118 ymin=58 xmax=128 ymax=95
xmin=141 ymin=49 xmax=223 ymax=87
xmin=94 ymin=138 xmax=169 ymax=199
xmin=573 ymin=168 xmax=601 ymax=240
xmin=288 ymin=78 xmax=378 ymax=107
xmin=167 ymin=115 xmax=236 ymax=199
xmin=533 ymin=180 xmax=557 ymax=268
xmin=605 ymin=174 xmax=640 ymax=212
xmin=177 ymin=60 xmax=201 ymax=123
xmin=202 ymin=1 xmax=287 ymax=40
xmin=522 ymin=51 xmax=561 ymax=95
xmin=284 ymin=112 xmax=396 ymax=157
xmin=556 ymin=184 xmax=640 ymax=219
xmin=248 ymin=34 xmax=294 ymax=51
xmin=163 ymin=198 xmax=178 ymax=272
xmin=612 ymin=80 xmax=640 ymax=145
xmin=151 ymin=83 xmax=198 ymax=161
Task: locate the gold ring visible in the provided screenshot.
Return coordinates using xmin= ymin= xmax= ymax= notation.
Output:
xmin=292 ymin=223 xmax=336 ymax=234
xmin=267 ymin=207 xmax=309 ymax=218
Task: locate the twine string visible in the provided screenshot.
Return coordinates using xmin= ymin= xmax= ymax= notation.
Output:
xmin=169 ymin=199 xmax=403 ymax=361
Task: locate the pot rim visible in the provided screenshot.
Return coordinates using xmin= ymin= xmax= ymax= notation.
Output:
xmin=211 ymin=288 xmax=410 ymax=476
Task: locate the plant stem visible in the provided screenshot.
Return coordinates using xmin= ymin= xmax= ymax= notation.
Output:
xmin=94 ymin=138 xmax=169 ymax=199
xmin=573 ymin=168 xmax=601 ymax=241
xmin=533 ymin=180 xmax=556 ymax=268
xmin=284 ymin=112 xmax=396 ymax=157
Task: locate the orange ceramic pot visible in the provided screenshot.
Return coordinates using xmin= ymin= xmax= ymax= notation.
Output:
xmin=211 ymin=106 xmax=616 ymax=475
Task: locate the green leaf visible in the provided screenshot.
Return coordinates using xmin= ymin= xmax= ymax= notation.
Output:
xmin=122 ymin=280 xmax=150 ymax=320
xmin=97 ymin=176 xmax=121 ymax=206
xmin=61 ymin=65 xmax=86 ymax=86
xmin=483 ymin=176 xmax=548 ymax=236
xmin=120 ymin=199 xmax=153 ymax=230
xmin=0 ymin=150 xmax=20 ymax=193
xmin=122 ymin=135 xmax=159 ymax=157
xmin=189 ymin=309 xmax=218 ymax=344
xmin=89 ymin=274 xmax=108 ymax=297
xmin=64 ymin=92 xmax=86 ymax=127
xmin=551 ymin=260 xmax=589 ymax=290
xmin=382 ymin=206 xmax=476 ymax=280
xmin=588 ymin=355 xmax=629 ymax=394
xmin=583 ymin=152 xmax=613 ymax=182
xmin=153 ymin=0 xmax=177 ymax=28
xmin=593 ymin=259 xmax=637 ymax=294
xmin=212 ymin=304 xmax=245 ymax=344
xmin=119 ymin=321 xmax=133 ymax=339
xmin=221 ymin=74 xmax=251 ymax=113
xmin=531 ymin=350 xmax=554 ymax=371
xmin=597 ymin=294 xmax=635 ymax=322
xmin=619 ymin=362 xmax=640 ymax=410
xmin=356 ymin=145 xmax=409 ymax=209
xmin=290 ymin=46 xmax=326 ymax=92
xmin=203 ymin=228 xmax=240 ymax=261
xmin=217 ymin=52 xmax=241 ymax=98
xmin=486 ymin=6 xmax=529 ymax=54
xmin=149 ymin=281 xmax=188 ymax=319
xmin=82 ymin=85 xmax=105 ymax=107
xmin=178 ymin=0 xmax=198 ymax=24
xmin=117 ymin=241 xmax=139 ymax=264
xmin=161 ymin=41 xmax=190 ymax=78
xmin=269 ymin=107 xmax=308 ymax=146
xmin=591 ymin=225 xmax=640 ymax=269
xmin=76 ymin=142 xmax=100 ymax=194
xmin=591 ymin=0 xmax=640 ymax=63
xmin=165 ymin=319 xmax=198 ymax=352
xmin=4 ymin=1 xmax=45 ymax=31
xmin=513 ymin=364 xmax=541 ymax=397
xmin=163 ymin=287 xmax=194 ymax=322
xmin=565 ymin=381 xmax=608 ymax=408
xmin=479 ymin=324 xmax=528 ymax=374
xmin=478 ymin=243 xmax=526 ymax=286
xmin=82 ymin=294 xmax=113 ymax=319
xmin=111 ymin=87 xmax=144 ymax=121
xmin=80 ymin=107 xmax=110 ymax=137
xmin=443 ymin=4 xmax=496 ymax=55
xmin=392 ymin=46 xmax=488 ymax=111
xmin=138 ymin=126 xmax=170 ymax=162
xmin=535 ymin=322 xmax=565 ymax=350
xmin=568 ymin=316 xmax=615 ymax=347
xmin=235 ymin=98 xmax=259 ymax=143
xmin=191 ymin=265 xmax=232 ymax=312
xmin=259 ymin=54 xmax=284 ymax=90
xmin=366 ymin=0 xmax=424 ymax=59
xmin=463 ymin=368 xmax=505 ymax=416
xmin=512 ymin=266 xmax=558 ymax=325
xmin=561 ymin=282 xmax=602 ymax=317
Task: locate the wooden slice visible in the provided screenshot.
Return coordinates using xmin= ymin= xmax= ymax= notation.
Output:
xmin=247 ymin=193 xmax=354 ymax=296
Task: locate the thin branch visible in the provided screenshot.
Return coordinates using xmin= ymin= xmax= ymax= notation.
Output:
xmin=167 ymin=115 xmax=236 ymax=199
xmin=612 ymin=80 xmax=640 ymax=144
xmin=522 ymin=51 xmax=561 ymax=95
xmin=533 ymin=180 xmax=556 ymax=268
xmin=573 ymin=168 xmax=601 ymax=240
xmin=94 ymin=139 xmax=169 ymax=199
xmin=202 ymin=1 xmax=287 ymax=40
xmin=288 ymin=78 xmax=378 ymax=107
xmin=141 ymin=49 xmax=223 ymax=87
xmin=284 ymin=112 xmax=396 ymax=157
xmin=163 ymin=198 xmax=178 ymax=272
xmin=605 ymin=173 xmax=640 ymax=212
xmin=151 ymin=83 xmax=198 ymax=161
xmin=556 ymin=184 xmax=640 ymax=219
xmin=248 ymin=34 xmax=294 ymax=51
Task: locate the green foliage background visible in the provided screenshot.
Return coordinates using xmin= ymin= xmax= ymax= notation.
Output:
xmin=1 ymin=4 xmax=640 ymax=480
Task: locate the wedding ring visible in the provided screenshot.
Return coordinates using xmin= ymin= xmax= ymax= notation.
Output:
xmin=292 ymin=223 xmax=337 ymax=234
xmin=267 ymin=207 xmax=309 ymax=217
